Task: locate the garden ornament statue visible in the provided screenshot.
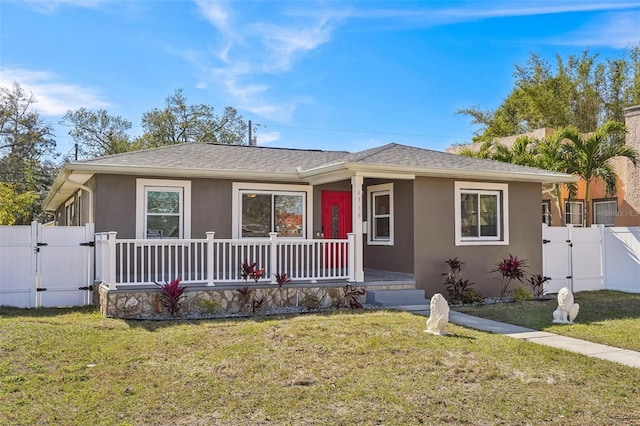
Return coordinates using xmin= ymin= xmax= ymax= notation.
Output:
xmin=426 ymin=293 xmax=449 ymax=335
xmin=552 ymin=287 xmax=580 ymax=324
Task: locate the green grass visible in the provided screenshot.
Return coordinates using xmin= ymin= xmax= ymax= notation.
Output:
xmin=1 ymin=306 xmax=640 ymax=425
xmin=456 ymin=290 xmax=640 ymax=352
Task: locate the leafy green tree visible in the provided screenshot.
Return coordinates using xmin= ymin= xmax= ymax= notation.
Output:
xmin=60 ymin=108 xmax=136 ymax=158
xmin=459 ymin=46 xmax=640 ymax=141
xmin=0 ymin=82 xmax=57 ymax=224
xmin=137 ymin=89 xmax=247 ymax=148
xmin=557 ymin=121 xmax=638 ymax=225
xmin=0 ymin=183 xmax=37 ymax=225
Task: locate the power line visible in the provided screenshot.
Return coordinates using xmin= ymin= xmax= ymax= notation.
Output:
xmin=259 ymin=123 xmax=468 ymax=140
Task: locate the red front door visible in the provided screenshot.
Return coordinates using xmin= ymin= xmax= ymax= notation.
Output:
xmin=321 ymin=191 xmax=352 ymax=269
xmin=321 ymin=191 xmax=352 ymax=239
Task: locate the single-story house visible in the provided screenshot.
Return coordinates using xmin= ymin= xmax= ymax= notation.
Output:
xmin=43 ymin=142 xmax=574 ymax=302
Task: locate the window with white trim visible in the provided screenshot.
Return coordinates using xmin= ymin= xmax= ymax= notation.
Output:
xmin=454 ymin=181 xmax=509 ymax=246
xmin=232 ymin=183 xmax=312 ymax=239
xmin=367 ymin=183 xmax=393 ymax=245
xmin=564 ymin=201 xmax=584 ymax=227
xmin=593 ymin=200 xmax=617 ymax=226
xmin=136 ymin=179 xmax=191 ymax=239
xmin=65 ymin=198 xmax=75 ymax=226
xmin=542 ymin=200 xmax=551 ymax=225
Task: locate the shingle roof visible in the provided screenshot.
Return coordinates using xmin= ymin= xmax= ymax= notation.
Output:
xmin=333 ymin=143 xmax=561 ymax=177
xmin=46 ymin=141 xmax=575 ymax=212
xmin=76 ymin=141 xmax=566 ymax=178
xmin=79 ymin=143 xmax=349 ymax=173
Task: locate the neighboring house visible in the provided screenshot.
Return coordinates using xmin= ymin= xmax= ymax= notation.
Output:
xmin=449 ymin=105 xmax=640 ymax=227
xmin=43 ymin=142 xmax=573 ymax=297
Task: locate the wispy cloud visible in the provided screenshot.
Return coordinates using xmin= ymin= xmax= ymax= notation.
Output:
xmin=550 ymin=11 xmax=640 ymax=48
xmin=0 ymin=67 xmax=110 ymax=116
xmin=252 ymin=130 xmax=281 ymax=145
xmin=319 ymin=1 xmax=640 ymax=24
xmin=22 ymin=0 xmax=109 ymax=14
xmin=191 ymin=0 xmax=340 ymax=124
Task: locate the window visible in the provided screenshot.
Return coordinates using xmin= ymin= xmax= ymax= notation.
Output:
xmin=136 ymin=179 xmax=191 ymax=239
xmin=454 ymin=181 xmax=509 ymax=246
xmin=367 ymin=183 xmax=394 ymax=245
xmin=593 ymin=200 xmax=617 ymax=226
xmin=241 ymin=191 xmax=304 ymax=237
xmin=542 ymin=200 xmax=551 ymax=225
xmin=65 ymin=198 xmax=75 ymax=226
xmin=564 ymin=201 xmax=584 ymax=227
xmin=232 ymin=183 xmax=312 ymax=238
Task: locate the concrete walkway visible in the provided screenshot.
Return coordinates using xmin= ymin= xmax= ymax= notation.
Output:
xmin=397 ymin=305 xmax=640 ymax=369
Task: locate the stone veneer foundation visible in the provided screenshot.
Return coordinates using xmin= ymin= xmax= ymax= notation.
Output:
xmin=97 ymin=282 xmax=414 ymax=320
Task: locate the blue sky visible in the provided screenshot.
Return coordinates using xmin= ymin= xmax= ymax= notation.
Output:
xmin=1 ymin=0 xmax=640 ymax=158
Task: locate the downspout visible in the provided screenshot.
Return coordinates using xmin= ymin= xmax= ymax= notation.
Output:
xmin=65 ymin=179 xmax=94 ymax=224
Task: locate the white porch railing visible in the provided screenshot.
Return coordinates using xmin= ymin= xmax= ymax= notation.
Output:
xmin=95 ymin=231 xmax=356 ymax=289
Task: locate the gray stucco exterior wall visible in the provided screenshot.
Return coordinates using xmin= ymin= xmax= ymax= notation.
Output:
xmin=413 ymin=177 xmax=542 ymax=298
xmin=94 ymin=174 xmax=137 ymax=237
xmin=94 ymin=175 xmax=235 ymax=238
xmin=363 ymin=178 xmax=414 ymax=274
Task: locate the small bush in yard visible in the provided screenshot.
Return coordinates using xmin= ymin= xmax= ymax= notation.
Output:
xmin=343 ymin=284 xmax=365 ymax=309
xmin=492 ymin=255 xmax=528 ymax=298
xmin=514 ymin=286 xmax=533 ymax=301
xmin=300 ymin=293 xmax=321 ymax=309
xmin=155 ymin=277 xmax=186 ymax=316
xmin=442 ymin=258 xmax=478 ymax=304
xmin=461 ymin=288 xmax=484 ymax=304
xmin=526 ymin=274 xmax=551 ymax=298
xmin=199 ymin=298 xmax=221 ymax=314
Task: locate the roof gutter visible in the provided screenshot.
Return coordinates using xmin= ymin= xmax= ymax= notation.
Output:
xmin=65 ymin=179 xmax=94 ymax=224
xmin=299 ymin=162 xmax=577 ymax=184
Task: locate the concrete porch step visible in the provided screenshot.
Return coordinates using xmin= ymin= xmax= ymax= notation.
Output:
xmin=366 ymin=289 xmax=428 ymax=307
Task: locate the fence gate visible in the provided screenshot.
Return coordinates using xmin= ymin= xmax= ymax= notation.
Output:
xmin=0 ymin=222 xmax=94 ymax=308
xmin=542 ymin=225 xmax=603 ymax=294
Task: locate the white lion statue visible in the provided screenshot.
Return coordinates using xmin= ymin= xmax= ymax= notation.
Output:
xmin=552 ymin=287 xmax=580 ymax=324
xmin=426 ymin=293 xmax=450 ymax=335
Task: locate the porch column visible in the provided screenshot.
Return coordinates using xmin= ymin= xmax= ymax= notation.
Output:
xmin=351 ymin=175 xmax=365 ymax=282
xmin=206 ymin=232 xmax=215 ymax=286
xmin=269 ymin=232 xmax=278 ymax=284
xmin=106 ymin=231 xmax=117 ymax=290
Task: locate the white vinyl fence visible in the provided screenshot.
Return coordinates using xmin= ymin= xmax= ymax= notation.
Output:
xmin=0 ymin=222 xmax=95 ymax=308
xmin=542 ymin=225 xmax=640 ymax=294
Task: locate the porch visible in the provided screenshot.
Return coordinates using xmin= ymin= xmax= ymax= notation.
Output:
xmin=94 ymin=231 xmax=415 ymax=319
xmin=95 ymin=231 xmax=363 ymax=288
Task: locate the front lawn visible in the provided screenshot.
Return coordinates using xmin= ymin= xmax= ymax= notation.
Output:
xmin=456 ymin=290 xmax=640 ymax=352
xmin=1 ymin=306 xmax=639 ymax=425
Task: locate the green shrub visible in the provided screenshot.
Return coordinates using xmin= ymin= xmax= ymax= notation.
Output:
xmin=461 ymin=288 xmax=484 ymax=304
xmin=300 ymin=293 xmax=321 ymax=309
xmin=199 ymin=298 xmax=220 ymax=314
xmin=514 ymin=286 xmax=533 ymax=301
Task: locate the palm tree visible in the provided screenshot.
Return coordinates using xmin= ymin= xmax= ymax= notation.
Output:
xmin=457 ymin=140 xmax=494 ymax=159
xmin=557 ymin=121 xmax=638 ymax=226
xmin=533 ymin=133 xmax=570 ymax=225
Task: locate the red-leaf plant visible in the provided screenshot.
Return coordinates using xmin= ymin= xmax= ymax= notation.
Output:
xmin=491 ymin=255 xmax=528 ymax=298
xmin=274 ymin=272 xmax=292 ymax=288
xmin=241 ymin=260 xmax=265 ymax=283
xmin=155 ymin=277 xmax=186 ymax=317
